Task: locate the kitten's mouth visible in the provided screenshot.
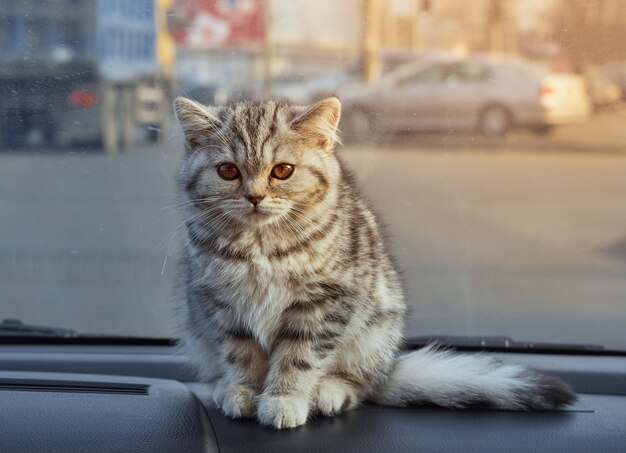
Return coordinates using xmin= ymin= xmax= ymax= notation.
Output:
xmin=247 ymin=206 xmax=271 ymax=218
xmin=240 ymin=204 xmax=279 ymax=224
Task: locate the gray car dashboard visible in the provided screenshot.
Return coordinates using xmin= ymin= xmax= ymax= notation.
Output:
xmin=0 ymin=344 xmax=625 ymax=453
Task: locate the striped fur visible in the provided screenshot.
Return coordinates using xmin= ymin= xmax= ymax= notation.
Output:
xmin=174 ymin=97 xmax=575 ymax=429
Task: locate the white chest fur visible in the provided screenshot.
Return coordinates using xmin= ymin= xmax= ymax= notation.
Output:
xmin=201 ymin=251 xmax=294 ymax=351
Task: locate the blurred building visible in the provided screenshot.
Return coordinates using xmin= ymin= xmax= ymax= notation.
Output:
xmin=0 ymin=0 xmax=172 ymax=152
xmin=171 ymin=0 xmax=626 ymax=100
xmin=269 ymin=0 xmax=360 ymax=52
xmin=171 ymin=0 xmax=361 ymax=100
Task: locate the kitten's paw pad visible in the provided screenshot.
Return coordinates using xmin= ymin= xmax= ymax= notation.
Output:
xmin=256 ymin=394 xmax=309 ymax=429
xmin=221 ymin=385 xmax=258 ymax=419
xmin=316 ymin=379 xmax=357 ymax=416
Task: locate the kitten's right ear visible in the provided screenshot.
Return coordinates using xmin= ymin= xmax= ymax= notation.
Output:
xmin=290 ymin=97 xmax=341 ymax=150
xmin=174 ymin=97 xmax=223 ymax=151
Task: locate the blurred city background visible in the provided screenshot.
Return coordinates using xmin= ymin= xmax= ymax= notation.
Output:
xmin=0 ymin=0 xmax=625 ymax=348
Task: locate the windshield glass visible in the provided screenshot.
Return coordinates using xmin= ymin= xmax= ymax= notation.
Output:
xmin=1 ymin=0 xmax=625 ymax=350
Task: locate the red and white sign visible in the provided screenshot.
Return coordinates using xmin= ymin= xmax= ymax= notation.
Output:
xmin=171 ymin=0 xmax=265 ymax=48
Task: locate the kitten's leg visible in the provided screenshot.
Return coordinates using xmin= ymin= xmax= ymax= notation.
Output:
xmin=213 ymin=329 xmax=268 ymax=419
xmin=183 ymin=287 xmax=267 ymax=417
xmin=256 ymin=300 xmax=351 ymax=429
xmin=315 ymin=306 xmax=404 ymax=416
xmin=256 ymin=340 xmax=326 ymax=429
xmin=314 ymin=374 xmax=360 ymax=416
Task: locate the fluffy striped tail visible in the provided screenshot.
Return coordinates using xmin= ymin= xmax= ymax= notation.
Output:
xmin=373 ymin=345 xmax=576 ymax=410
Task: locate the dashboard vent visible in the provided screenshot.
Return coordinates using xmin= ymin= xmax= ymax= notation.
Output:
xmin=0 ymin=379 xmax=148 ymax=395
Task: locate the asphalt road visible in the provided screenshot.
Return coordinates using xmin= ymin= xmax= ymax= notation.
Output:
xmin=1 ymin=112 xmax=625 ymax=349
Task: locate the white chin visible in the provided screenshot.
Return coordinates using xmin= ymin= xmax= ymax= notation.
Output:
xmin=241 ymin=209 xmax=273 ymax=223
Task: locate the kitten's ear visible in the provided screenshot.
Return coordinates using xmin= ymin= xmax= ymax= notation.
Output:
xmin=174 ymin=97 xmax=223 ymax=151
xmin=290 ymin=97 xmax=341 ymax=150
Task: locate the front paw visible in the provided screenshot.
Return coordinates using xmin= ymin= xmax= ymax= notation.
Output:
xmin=315 ymin=377 xmax=358 ymax=416
xmin=256 ymin=394 xmax=310 ymax=429
xmin=215 ymin=383 xmax=258 ymax=419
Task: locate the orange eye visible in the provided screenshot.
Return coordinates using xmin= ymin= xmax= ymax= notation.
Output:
xmin=217 ymin=163 xmax=240 ymax=181
xmin=271 ymin=163 xmax=295 ymax=180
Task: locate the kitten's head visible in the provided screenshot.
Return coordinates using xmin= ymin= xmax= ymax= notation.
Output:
xmin=175 ymin=97 xmax=342 ymax=230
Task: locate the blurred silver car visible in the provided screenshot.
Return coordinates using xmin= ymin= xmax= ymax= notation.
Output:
xmin=340 ymin=54 xmax=592 ymax=138
xmin=272 ymin=69 xmax=360 ymax=104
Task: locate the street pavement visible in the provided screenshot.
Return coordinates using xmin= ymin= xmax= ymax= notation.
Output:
xmin=1 ymin=112 xmax=625 ymax=349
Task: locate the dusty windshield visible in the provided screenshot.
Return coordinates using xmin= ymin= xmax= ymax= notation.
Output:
xmin=1 ymin=0 xmax=625 ymax=350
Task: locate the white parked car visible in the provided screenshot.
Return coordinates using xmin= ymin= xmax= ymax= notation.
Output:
xmin=340 ymin=54 xmax=592 ymax=138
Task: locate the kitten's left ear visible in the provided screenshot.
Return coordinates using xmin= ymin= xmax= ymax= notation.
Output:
xmin=174 ymin=97 xmax=223 ymax=151
xmin=291 ymin=97 xmax=341 ymax=150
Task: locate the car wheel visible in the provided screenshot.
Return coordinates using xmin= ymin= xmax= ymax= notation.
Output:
xmin=479 ymin=105 xmax=511 ymax=137
xmin=343 ymin=108 xmax=372 ymax=144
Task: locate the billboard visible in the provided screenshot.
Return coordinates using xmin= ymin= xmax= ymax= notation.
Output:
xmin=170 ymin=0 xmax=265 ymax=48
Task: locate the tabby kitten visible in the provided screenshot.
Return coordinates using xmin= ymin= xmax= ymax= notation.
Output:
xmin=174 ymin=96 xmax=576 ymax=429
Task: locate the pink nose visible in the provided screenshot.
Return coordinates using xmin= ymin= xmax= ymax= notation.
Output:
xmin=246 ymin=195 xmax=265 ymax=206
